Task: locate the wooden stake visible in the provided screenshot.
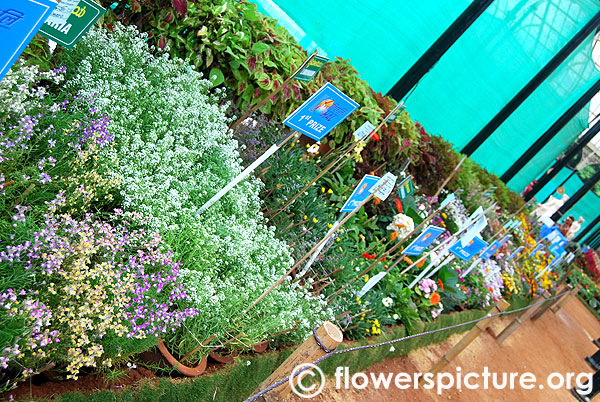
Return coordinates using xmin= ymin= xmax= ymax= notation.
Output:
xmin=424 ymin=300 xmax=509 ymax=380
xmin=240 ymin=185 xmax=384 ymax=318
xmin=230 ymin=50 xmax=318 ymax=132
xmin=551 ymin=285 xmax=581 ymax=313
xmin=252 ymin=321 xmax=342 ymax=401
xmin=531 ymin=284 xmax=566 ymax=321
xmin=195 ymin=131 xmax=297 ymax=214
xmin=268 ymin=103 xmax=404 ymax=220
xmin=431 ymin=155 xmax=466 ymax=202
xmin=496 ymin=293 xmax=548 ymax=344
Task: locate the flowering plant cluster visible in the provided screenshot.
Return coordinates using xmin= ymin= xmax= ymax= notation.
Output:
xmin=61 ymin=25 xmax=327 ymax=355
xmin=0 ymin=207 xmax=196 ymax=380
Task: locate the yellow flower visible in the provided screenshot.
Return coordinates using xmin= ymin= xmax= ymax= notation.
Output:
xmin=313 ymin=218 xmax=318 ymax=223
xmin=327 ymin=189 xmax=333 ymax=194
xmin=321 ymin=187 xmax=325 ymax=193
xmin=441 ymin=212 xmax=447 ymax=219
xmin=304 ymin=215 xmax=308 ymax=220
xmin=328 ymin=223 xmax=333 ymax=229
xmin=336 ymin=238 xmax=341 ymax=242
xmin=364 ymin=275 xmax=370 ymax=282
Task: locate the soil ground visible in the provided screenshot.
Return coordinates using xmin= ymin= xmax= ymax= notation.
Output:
xmin=290 ymin=296 xmax=600 ymax=401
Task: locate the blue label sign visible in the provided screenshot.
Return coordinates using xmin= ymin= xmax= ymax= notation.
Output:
xmin=341 ymin=175 xmax=380 ymax=213
xmin=0 ymin=0 xmax=57 ymax=82
xmin=506 ymin=246 xmax=524 ymax=261
xmin=549 ymin=243 xmax=566 ymax=257
xmin=528 ymin=244 xmax=544 ymax=257
xmin=283 ymin=82 xmax=359 ymax=141
xmin=480 ymin=240 xmax=501 ymax=260
xmin=449 ymin=236 xmax=488 ymax=262
xmin=403 ymin=225 xmax=445 ymax=256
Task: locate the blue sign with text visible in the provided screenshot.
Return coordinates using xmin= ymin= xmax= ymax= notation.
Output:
xmin=283 ymin=82 xmax=359 ymax=141
xmin=403 ymin=225 xmax=445 ymax=256
xmin=480 ymin=240 xmax=502 ymax=260
xmin=449 ymin=236 xmax=489 ymax=262
xmin=549 ymin=243 xmax=566 ymax=257
xmin=528 ymin=244 xmax=544 ymax=257
xmin=0 ymin=0 xmax=57 ymax=82
xmin=341 ymin=175 xmax=380 ymax=213
xmin=506 ymin=245 xmax=524 ymax=261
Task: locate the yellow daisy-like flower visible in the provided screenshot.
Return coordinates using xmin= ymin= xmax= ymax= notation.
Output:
xmin=364 ymin=275 xmax=370 ymax=282
xmin=313 ymin=217 xmax=318 ymax=223
xmin=321 ymin=187 xmax=325 ymax=193
xmin=328 ymin=223 xmax=333 ymax=229
xmin=336 ymin=237 xmax=341 ymax=242
xmin=304 ymin=215 xmax=308 ymax=220
xmin=327 ymin=189 xmax=333 ymax=194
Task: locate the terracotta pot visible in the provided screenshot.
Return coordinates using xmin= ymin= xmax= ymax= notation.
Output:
xmin=252 ymin=340 xmax=269 ymax=353
xmin=156 ymin=341 xmax=207 ymax=377
xmin=209 ymin=350 xmax=237 ymax=364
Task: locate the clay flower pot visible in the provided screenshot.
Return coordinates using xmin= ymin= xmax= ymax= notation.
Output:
xmin=157 ymin=341 xmax=207 ymax=377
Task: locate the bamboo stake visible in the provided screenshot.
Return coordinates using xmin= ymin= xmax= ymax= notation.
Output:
xmin=268 ymin=103 xmax=404 ymax=220
xmin=239 ymin=180 xmax=389 ymax=318
xmin=196 ymin=131 xmax=298 ymax=214
xmin=230 ymin=50 xmax=318 ymax=132
xmin=431 ymin=155 xmax=466 ymax=202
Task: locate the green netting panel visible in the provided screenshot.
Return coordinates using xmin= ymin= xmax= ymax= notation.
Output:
xmin=253 ymin=0 xmax=600 ymax=192
xmin=252 ymin=0 xmax=467 ymax=93
xmin=536 ymin=167 xmax=600 ymax=234
xmin=474 ymin=34 xmax=600 ymax=186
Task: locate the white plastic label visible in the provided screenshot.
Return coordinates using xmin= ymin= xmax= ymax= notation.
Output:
xmin=370 ymin=172 xmax=397 ymax=201
xmin=353 ymin=121 xmax=375 ymax=141
xmin=46 ymin=0 xmax=79 ymax=25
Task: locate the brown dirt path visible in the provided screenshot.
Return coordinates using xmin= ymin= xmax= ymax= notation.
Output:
xmin=291 ymin=297 xmax=600 ymax=401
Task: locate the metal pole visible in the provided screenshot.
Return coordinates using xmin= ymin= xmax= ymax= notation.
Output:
xmin=550 ymin=169 xmax=600 ymax=221
xmin=575 ymin=213 xmax=600 ymax=242
xmin=541 ymin=168 xmax=578 ymax=204
xmin=500 ymin=78 xmax=600 ymax=182
xmin=461 ymin=11 xmax=600 ymax=156
xmin=524 ymin=118 xmax=600 ymax=201
xmin=386 ymin=0 xmax=495 ymax=101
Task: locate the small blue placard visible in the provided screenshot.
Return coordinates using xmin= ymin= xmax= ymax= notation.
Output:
xmin=340 ymin=174 xmax=380 ymax=213
xmin=549 ymin=243 xmax=566 ymax=257
xmin=506 ymin=245 xmax=524 ymax=261
xmin=403 ymin=225 xmax=445 ymax=256
xmin=528 ymin=244 xmax=544 ymax=257
xmin=449 ymin=236 xmax=488 ymax=262
xmin=0 ymin=0 xmax=57 ymax=82
xmin=480 ymin=240 xmax=502 ymax=260
xmin=283 ymin=82 xmax=359 ymax=141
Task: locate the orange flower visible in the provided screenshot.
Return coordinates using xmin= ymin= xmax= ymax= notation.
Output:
xmin=374 ymin=197 xmax=382 ymax=205
xmin=370 ymin=131 xmax=380 ymax=141
xmin=416 ymin=258 xmax=425 ymax=268
xmin=390 ymin=231 xmax=398 ymax=241
xmin=403 ymin=256 xmax=413 ymax=264
xmin=438 ymin=278 xmax=444 ymax=292
xmin=429 ymin=292 xmax=441 ymax=306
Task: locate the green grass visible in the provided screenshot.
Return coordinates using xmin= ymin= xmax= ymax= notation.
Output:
xmin=30 ymin=308 xmax=510 ymax=402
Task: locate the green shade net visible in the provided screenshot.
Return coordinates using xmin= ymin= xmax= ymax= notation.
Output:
xmin=252 ymin=0 xmax=600 ymax=194
xmin=535 ymin=167 xmax=600 ymax=235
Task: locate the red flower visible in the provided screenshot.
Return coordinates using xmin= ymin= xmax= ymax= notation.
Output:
xmin=370 ymin=131 xmax=380 ymax=142
xmin=362 ymin=253 xmax=375 ymax=260
xmin=438 ymin=278 xmax=444 ymax=292
xmin=395 ymin=198 xmax=403 ymax=214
